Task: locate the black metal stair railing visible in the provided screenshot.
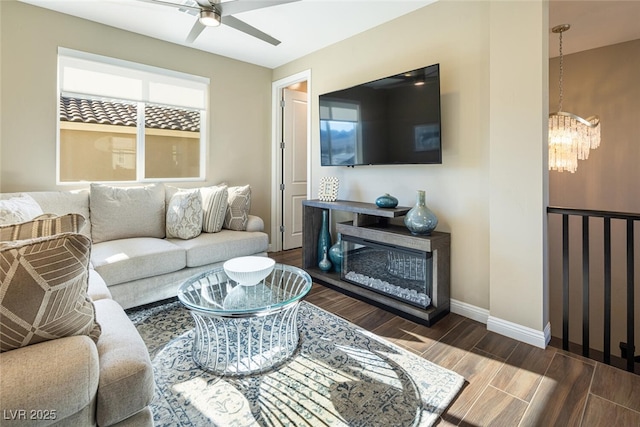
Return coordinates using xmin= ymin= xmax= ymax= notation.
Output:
xmin=547 ymin=207 xmax=639 ymax=372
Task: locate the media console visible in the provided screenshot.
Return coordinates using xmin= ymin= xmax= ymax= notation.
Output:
xmin=302 ymin=199 xmax=450 ymax=326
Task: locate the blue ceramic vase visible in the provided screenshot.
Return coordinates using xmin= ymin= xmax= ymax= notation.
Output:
xmin=317 ymin=210 xmax=332 ymax=265
xmin=375 ymin=193 xmax=398 ymax=209
xmin=404 ymin=190 xmax=438 ymax=235
xmin=328 ymin=233 xmax=344 ymax=273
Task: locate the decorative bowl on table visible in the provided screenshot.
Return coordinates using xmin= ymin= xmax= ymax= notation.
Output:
xmin=223 ymin=256 xmax=276 ymax=286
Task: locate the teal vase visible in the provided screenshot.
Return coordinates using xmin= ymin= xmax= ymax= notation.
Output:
xmin=328 ymin=233 xmax=344 ymax=273
xmin=375 ymin=193 xmax=398 ymax=208
xmin=318 ymin=245 xmax=332 ymax=272
xmin=317 ymin=210 xmax=332 ymax=265
xmin=404 ymin=190 xmax=438 ymax=235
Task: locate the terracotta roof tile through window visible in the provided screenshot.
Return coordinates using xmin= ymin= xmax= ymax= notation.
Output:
xmin=59 ymin=97 xmax=200 ymax=132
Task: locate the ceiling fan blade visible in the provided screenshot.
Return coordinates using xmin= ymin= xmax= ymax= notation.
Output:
xmin=137 ymin=0 xmax=201 ymax=13
xmin=185 ymin=19 xmax=207 ymax=43
xmin=193 ymin=0 xmax=214 ymax=8
xmin=218 ymin=0 xmax=300 ymax=17
xmin=221 ymin=15 xmax=281 ymax=46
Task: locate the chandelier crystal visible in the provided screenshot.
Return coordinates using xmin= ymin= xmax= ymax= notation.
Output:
xmin=548 ymin=24 xmax=601 ymax=173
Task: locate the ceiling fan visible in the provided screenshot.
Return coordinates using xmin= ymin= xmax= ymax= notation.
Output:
xmin=140 ymin=0 xmax=300 ymax=45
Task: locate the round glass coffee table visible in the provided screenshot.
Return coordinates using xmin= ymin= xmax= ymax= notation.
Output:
xmin=177 ymin=262 xmax=312 ymax=376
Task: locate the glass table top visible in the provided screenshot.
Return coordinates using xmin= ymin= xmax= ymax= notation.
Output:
xmin=177 ymin=263 xmax=312 ymax=318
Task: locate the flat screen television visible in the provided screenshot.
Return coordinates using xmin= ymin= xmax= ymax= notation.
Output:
xmin=319 ymin=63 xmax=441 ymax=166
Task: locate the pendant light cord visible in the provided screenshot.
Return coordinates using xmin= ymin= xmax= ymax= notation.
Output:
xmin=558 ymin=29 xmax=564 ymax=112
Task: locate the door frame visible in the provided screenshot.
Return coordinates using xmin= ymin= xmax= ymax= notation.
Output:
xmin=270 ymin=70 xmax=312 ymax=252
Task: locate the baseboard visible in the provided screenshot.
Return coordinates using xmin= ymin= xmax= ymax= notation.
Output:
xmin=487 ymin=316 xmax=551 ymax=349
xmin=450 ymin=299 xmax=490 ymax=324
xmin=450 ymin=299 xmax=551 ymax=349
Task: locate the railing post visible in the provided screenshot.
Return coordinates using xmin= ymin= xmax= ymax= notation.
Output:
xmin=626 ymin=219 xmax=635 ymax=372
xmin=582 ymin=216 xmax=590 ymax=357
xmin=563 ymin=214 xmax=570 ymax=351
xmin=604 ymin=217 xmax=611 ymax=364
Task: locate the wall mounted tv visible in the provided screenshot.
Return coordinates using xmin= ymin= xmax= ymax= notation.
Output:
xmin=319 ymin=63 xmax=441 ymax=166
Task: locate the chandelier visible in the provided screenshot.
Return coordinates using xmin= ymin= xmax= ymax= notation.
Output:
xmin=548 ymin=24 xmax=601 ymax=173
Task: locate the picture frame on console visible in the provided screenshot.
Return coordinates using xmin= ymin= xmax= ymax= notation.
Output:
xmin=318 ymin=177 xmax=339 ymax=202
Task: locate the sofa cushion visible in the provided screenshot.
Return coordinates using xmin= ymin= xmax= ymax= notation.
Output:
xmin=202 ymin=185 xmax=228 ymax=233
xmin=92 ymin=238 xmax=186 ymax=286
xmin=166 ymin=189 xmax=202 ymax=240
xmin=94 ymin=298 xmax=154 ymax=426
xmin=0 ymin=213 xmax=85 ymax=241
xmin=168 ymin=229 xmax=269 ymax=267
xmin=0 ymin=233 xmax=101 ymax=352
xmin=224 ymin=185 xmax=251 ymax=231
xmin=0 ymin=193 xmax=43 ymax=225
xmin=90 ymin=183 xmax=165 ymax=243
xmin=0 ymin=335 xmax=99 ymax=424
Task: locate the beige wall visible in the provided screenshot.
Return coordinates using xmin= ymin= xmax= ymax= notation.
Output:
xmin=548 ymin=39 xmax=640 ymax=351
xmin=274 ymin=0 xmax=549 ymax=336
xmin=1 ymin=0 xmax=551 ymax=339
xmin=0 ymin=1 xmax=273 ymax=233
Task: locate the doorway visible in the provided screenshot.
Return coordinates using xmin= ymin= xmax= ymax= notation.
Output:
xmin=271 ymin=71 xmax=311 ymax=252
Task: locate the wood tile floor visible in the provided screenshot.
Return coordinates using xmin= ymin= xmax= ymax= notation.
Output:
xmin=269 ymin=249 xmax=640 ymax=426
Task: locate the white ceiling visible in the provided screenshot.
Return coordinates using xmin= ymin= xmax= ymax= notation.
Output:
xmin=19 ymin=0 xmax=640 ymax=68
xmin=549 ymin=0 xmax=640 ymax=58
xmin=20 ymin=0 xmax=436 ymax=69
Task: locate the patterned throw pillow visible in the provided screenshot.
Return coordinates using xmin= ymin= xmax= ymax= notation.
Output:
xmin=224 ymin=185 xmax=251 ymax=231
xmin=0 ymin=213 xmax=86 ymax=242
xmin=0 ymin=194 xmax=44 ymax=225
xmin=166 ymin=189 xmax=203 ymax=239
xmin=0 ymin=233 xmax=101 ymax=353
xmin=201 ymin=185 xmax=228 ymax=233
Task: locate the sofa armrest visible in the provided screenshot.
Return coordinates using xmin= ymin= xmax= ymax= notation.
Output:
xmin=0 ymin=336 xmax=99 ymax=426
xmin=246 ymin=215 xmax=264 ymax=232
xmin=94 ymin=299 xmax=154 ymax=427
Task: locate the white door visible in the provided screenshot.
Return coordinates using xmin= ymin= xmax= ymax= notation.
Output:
xmin=282 ymin=88 xmax=308 ymax=250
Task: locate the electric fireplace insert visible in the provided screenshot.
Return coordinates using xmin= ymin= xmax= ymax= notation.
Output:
xmin=341 ymin=235 xmax=433 ymax=309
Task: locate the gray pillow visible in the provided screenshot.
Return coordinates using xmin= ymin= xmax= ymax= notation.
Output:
xmin=90 ymin=183 xmax=165 ymax=243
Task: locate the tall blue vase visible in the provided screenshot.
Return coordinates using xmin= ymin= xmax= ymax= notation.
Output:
xmin=317 ymin=210 xmax=332 ymax=265
xmin=404 ymin=190 xmax=438 ymax=235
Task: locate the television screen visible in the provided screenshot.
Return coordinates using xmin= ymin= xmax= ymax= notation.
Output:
xmin=319 ymin=63 xmax=441 ymax=166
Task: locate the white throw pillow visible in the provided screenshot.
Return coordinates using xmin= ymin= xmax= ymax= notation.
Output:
xmin=90 ymin=183 xmax=165 ymax=243
xmin=166 ymin=189 xmax=203 ymax=239
xmin=224 ymin=185 xmax=251 ymax=231
xmin=201 ymin=185 xmax=228 ymax=233
xmin=0 ymin=194 xmax=44 ymax=225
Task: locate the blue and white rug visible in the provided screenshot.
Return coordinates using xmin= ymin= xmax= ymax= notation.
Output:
xmin=127 ymin=300 xmax=464 ymax=426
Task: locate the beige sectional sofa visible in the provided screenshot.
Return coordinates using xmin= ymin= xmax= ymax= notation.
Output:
xmin=3 ymin=183 xmax=269 ymax=309
xmin=0 ymin=183 xmax=269 ymax=426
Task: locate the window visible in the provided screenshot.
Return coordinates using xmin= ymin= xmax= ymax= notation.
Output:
xmin=319 ymin=100 xmax=361 ymax=165
xmin=57 ymin=48 xmax=209 ymax=183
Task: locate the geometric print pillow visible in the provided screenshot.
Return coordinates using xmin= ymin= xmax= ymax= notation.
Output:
xmin=0 ymin=213 xmax=86 ymax=242
xmin=0 ymin=233 xmax=101 ymax=353
xmin=223 ymin=185 xmax=251 ymax=231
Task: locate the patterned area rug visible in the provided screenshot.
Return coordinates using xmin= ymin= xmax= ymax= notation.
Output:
xmin=127 ymin=299 xmax=464 ymax=426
